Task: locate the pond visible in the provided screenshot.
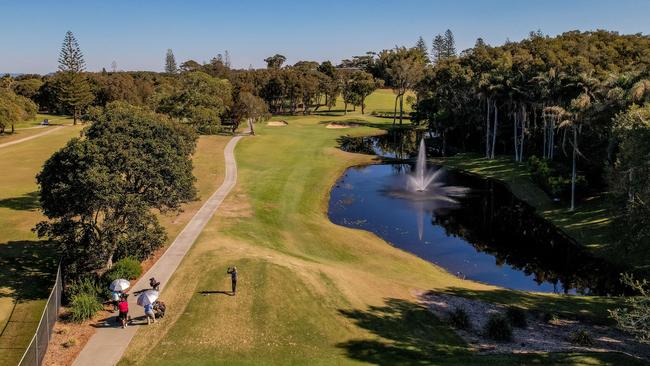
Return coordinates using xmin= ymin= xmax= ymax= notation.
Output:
xmin=331 ymin=134 xmax=627 ymax=295
xmin=338 ymin=129 xmax=446 ymax=159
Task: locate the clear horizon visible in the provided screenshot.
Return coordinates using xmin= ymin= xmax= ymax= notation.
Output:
xmin=2 ymin=0 xmax=650 ymax=74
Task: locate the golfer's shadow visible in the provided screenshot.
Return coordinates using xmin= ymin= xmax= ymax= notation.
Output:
xmin=198 ymin=290 xmax=234 ymax=296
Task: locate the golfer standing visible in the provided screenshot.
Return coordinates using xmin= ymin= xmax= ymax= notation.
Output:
xmin=227 ymin=266 xmax=238 ymax=295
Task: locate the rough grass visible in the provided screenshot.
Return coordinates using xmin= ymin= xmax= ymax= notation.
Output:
xmin=120 ymin=95 xmax=641 ymax=365
xmin=0 ymin=129 xmax=230 ymax=365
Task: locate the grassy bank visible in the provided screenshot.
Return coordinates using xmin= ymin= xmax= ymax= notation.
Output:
xmin=435 ymin=154 xmax=619 ymax=267
xmin=120 ymin=99 xmax=641 ymax=365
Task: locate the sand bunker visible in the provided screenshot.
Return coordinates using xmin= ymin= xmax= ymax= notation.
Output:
xmin=326 ymin=122 xmax=359 ymax=129
xmin=267 ymin=121 xmax=288 ymax=126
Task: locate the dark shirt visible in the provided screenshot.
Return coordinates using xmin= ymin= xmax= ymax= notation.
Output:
xmin=228 ymin=269 xmax=238 ymax=281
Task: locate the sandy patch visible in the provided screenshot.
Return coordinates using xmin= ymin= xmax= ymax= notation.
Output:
xmin=419 ymin=291 xmax=650 ymax=360
xmin=326 ymin=122 xmax=359 ymax=129
xmin=267 ymin=121 xmax=288 ymax=127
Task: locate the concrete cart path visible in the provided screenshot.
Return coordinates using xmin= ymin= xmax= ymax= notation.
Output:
xmin=0 ymin=126 xmax=65 ymax=149
xmin=73 ymin=136 xmax=243 ymax=366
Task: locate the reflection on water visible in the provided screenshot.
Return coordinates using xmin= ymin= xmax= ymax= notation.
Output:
xmin=338 ymin=130 xmax=444 ymax=159
xmin=329 ymin=163 xmax=627 ymax=295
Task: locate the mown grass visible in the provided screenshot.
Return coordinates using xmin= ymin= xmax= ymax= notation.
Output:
xmin=120 ymin=95 xmax=642 ymax=365
xmin=0 ymin=126 xmax=230 ymax=365
xmin=0 ymin=123 xmax=82 ymax=366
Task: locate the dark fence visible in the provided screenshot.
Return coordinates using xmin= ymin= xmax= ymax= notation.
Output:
xmin=17 ymin=264 xmax=62 ymax=366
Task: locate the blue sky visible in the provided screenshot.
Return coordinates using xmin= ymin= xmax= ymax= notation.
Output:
xmin=2 ymin=0 xmax=649 ymax=74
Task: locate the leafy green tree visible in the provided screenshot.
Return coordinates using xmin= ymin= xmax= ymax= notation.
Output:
xmin=264 ymin=54 xmax=286 ymax=69
xmin=609 ymin=103 xmax=650 ymax=251
xmin=236 ymin=92 xmax=270 ymax=135
xmin=36 ymin=102 xmax=197 ymax=276
xmin=157 ymin=71 xmax=232 ymax=132
xmin=180 ymin=59 xmax=202 ymax=73
xmin=165 ymin=49 xmax=178 ymax=74
xmin=11 ymin=78 xmax=43 ymax=100
xmin=385 ymin=47 xmax=425 ymax=124
xmin=57 ymin=31 xmax=93 ymax=124
xmin=350 ymin=71 xmax=383 ymax=114
xmin=0 ymin=88 xmax=37 ymax=133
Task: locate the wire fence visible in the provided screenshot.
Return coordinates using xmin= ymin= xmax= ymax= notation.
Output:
xmin=17 ymin=263 xmax=62 ymax=366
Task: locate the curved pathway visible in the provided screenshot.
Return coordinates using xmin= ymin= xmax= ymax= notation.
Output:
xmin=0 ymin=126 xmax=65 ymax=149
xmin=73 ymin=136 xmax=243 ymax=366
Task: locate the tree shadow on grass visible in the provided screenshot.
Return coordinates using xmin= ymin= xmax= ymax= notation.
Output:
xmin=336 ymin=298 xmax=468 ymax=365
xmin=336 ymin=296 xmax=643 ymax=366
xmin=0 ymin=191 xmax=40 ymax=211
xmin=436 ymin=287 xmax=618 ymax=325
xmin=0 ymin=240 xmax=58 ymax=302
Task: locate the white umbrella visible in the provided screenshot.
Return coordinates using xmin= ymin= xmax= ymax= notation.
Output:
xmin=109 ymin=279 xmax=130 ymax=292
xmin=137 ymin=290 xmax=159 ymax=306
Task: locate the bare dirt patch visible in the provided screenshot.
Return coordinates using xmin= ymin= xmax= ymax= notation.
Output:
xmin=267 ymin=121 xmax=288 ymax=127
xmin=419 ymin=291 xmax=650 ymax=360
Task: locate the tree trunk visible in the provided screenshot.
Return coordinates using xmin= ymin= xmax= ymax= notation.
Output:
xmin=513 ymin=104 xmax=518 ymax=161
xmin=393 ymin=95 xmax=398 ymax=125
xmin=11 ymin=124 xmax=15 ymax=134
xmin=248 ymin=118 xmax=255 ymax=135
xmin=73 ymin=107 xmax=78 ymax=125
xmin=344 ymin=101 xmax=348 ymax=115
xmin=570 ymin=126 xmax=577 ymax=211
xmin=520 ymin=104 xmax=526 ymax=162
xmin=361 ymin=95 xmax=365 ymax=114
xmin=491 ymin=99 xmax=498 ymax=159
xmin=399 ymin=94 xmax=404 ymax=125
xmin=485 ymin=98 xmax=489 ymax=158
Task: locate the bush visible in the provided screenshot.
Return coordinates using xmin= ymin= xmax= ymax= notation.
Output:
xmin=484 ymin=314 xmax=513 ymax=342
xmin=527 ymin=155 xmax=586 ymax=199
xmin=69 ymin=293 xmax=103 ymax=323
xmin=66 ymin=276 xmax=103 ymax=301
xmin=542 ymin=312 xmax=560 ymax=324
xmin=569 ymin=329 xmax=594 ymax=346
xmin=506 ymin=307 xmax=528 ymax=328
xmin=448 ymin=307 xmax=471 ymax=330
xmin=104 ymin=257 xmax=142 ymax=282
xmin=62 ymin=339 xmax=76 ymax=348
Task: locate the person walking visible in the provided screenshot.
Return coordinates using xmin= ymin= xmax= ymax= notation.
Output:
xmin=118 ymin=295 xmax=129 ymax=328
xmin=144 ymin=303 xmax=156 ymax=325
xmin=110 ymin=290 xmax=121 ymax=312
xmin=226 ymin=266 xmax=238 ymax=295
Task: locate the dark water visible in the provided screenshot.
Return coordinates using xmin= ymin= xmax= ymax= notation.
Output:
xmin=338 ymin=130 xmax=446 ymax=159
xmin=328 ymin=163 xmax=626 ymax=295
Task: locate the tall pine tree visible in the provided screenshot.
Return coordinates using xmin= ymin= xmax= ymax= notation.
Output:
xmin=165 ymin=49 xmax=178 ymax=74
xmin=415 ymin=36 xmax=429 ymax=63
xmin=431 ymin=34 xmax=446 ymax=63
xmin=58 ymin=31 xmax=93 ymax=124
xmin=443 ymin=29 xmax=457 ymax=57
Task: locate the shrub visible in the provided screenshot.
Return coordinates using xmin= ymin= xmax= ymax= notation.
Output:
xmin=66 ymin=276 xmax=103 ymax=301
xmin=104 ymin=257 xmax=142 ymax=282
xmin=484 ymin=314 xmax=513 ymax=342
xmin=542 ymin=312 xmax=560 ymax=324
xmin=506 ymin=307 xmax=527 ymax=328
xmin=448 ymin=307 xmax=471 ymax=330
xmin=62 ymin=338 xmax=76 ymax=348
xmin=569 ymin=329 xmax=594 ymax=346
xmin=69 ymin=293 xmax=103 ymax=323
